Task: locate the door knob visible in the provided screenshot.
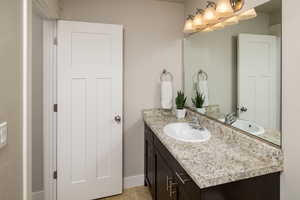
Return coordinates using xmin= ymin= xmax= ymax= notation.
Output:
xmin=114 ymin=115 xmax=121 ymax=123
xmin=240 ymin=106 xmax=248 ymax=112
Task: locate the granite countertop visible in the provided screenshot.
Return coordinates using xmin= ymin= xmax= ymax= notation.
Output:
xmin=142 ymin=108 xmax=283 ymax=189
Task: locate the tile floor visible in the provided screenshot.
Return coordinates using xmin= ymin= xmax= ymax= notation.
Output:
xmin=100 ymin=186 xmax=152 ymax=200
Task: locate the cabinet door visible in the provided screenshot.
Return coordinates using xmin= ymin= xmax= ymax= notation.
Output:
xmin=144 ymin=126 xmax=155 ymax=196
xmin=156 ymin=152 xmax=175 ymax=200
xmin=177 ymin=185 xmax=188 ymax=200
xmin=148 ymin=141 xmax=155 ymax=195
xmin=175 ymin=172 xmax=201 ymax=200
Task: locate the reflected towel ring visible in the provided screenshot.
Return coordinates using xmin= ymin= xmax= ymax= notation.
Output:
xmin=197 ymin=69 xmax=208 ymax=81
xmin=160 ymin=69 xmax=173 ymax=81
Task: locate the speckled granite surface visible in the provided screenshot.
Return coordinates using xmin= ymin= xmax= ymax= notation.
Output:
xmin=142 ymin=108 xmax=283 ymax=189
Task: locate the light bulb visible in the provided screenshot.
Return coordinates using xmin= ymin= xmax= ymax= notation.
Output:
xmin=184 ymin=15 xmax=195 ymax=33
xmin=203 ymin=2 xmax=218 ymax=24
xmin=238 ymin=8 xmax=257 ymax=20
xmin=216 ymin=0 xmax=234 ymax=17
xmin=224 ymin=16 xmax=239 ymax=25
xmin=193 ymin=9 xmax=206 ymax=29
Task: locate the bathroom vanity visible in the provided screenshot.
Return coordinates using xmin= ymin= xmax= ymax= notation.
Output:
xmin=143 ymin=109 xmax=283 ymax=200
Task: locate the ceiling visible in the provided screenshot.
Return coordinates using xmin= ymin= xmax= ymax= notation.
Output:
xmin=253 ymin=0 xmax=281 ymax=13
xmin=156 ymin=0 xmax=185 ymax=3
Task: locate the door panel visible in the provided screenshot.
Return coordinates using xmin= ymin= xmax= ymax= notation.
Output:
xmin=96 ymin=78 xmax=112 ymax=179
xmin=57 ymin=20 xmax=123 ymax=200
xmin=70 ymin=78 xmax=88 ymax=183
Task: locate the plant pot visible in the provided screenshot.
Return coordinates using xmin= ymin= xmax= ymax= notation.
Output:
xmin=196 ymin=108 xmax=206 ymax=114
xmin=176 ymin=108 xmax=186 ymax=119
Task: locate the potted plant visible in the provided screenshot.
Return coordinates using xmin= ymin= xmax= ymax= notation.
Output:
xmin=175 ymin=91 xmax=187 ymax=119
xmin=192 ymin=91 xmax=206 ymax=114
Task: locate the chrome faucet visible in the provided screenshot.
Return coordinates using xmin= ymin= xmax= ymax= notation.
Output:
xmin=189 ymin=116 xmax=204 ymax=130
xmin=224 ymin=113 xmax=237 ymax=125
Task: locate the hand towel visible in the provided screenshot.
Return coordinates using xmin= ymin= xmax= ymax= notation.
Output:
xmin=161 ymin=81 xmax=173 ymax=109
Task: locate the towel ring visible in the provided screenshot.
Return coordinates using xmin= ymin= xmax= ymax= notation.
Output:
xmin=197 ymin=69 xmax=208 ymax=81
xmin=160 ymin=69 xmax=173 ymax=81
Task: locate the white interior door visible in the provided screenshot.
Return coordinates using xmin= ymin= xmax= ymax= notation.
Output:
xmin=57 ymin=20 xmax=123 ymax=200
xmin=238 ymin=33 xmax=280 ymax=130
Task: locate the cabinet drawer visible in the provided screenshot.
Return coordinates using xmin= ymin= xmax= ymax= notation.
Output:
xmin=153 ymin=134 xmax=201 ymax=199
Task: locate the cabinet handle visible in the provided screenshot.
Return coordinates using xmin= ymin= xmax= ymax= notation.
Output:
xmin=176 ymin=172 xmax=191 ymax=184
xmin=166 ymin=176 xmax=171 ymax=191
xmin=169 ymin=181 xmax=178 ymax=198
xmin=170 ymin=190 xmax=177 ymax=200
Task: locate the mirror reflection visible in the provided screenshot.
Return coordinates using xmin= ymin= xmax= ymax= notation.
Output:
xmin=184 ymin=0 xmax=281 ymax=146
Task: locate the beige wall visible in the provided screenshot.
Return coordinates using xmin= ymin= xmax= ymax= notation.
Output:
xmin=60 ymin=0 xmax=184 ymax=177
xmin=32 ymin=11 xmax=44 ymax=192
xmin=0 ymin=0 xmax=22 ymax=200
xmin=33 ymin=0 xmax=60 ymax=18
xmin=281 ymin=0 xmax=300 ymax=199
xmin=48 ymin=0 xmax=60 ymax=18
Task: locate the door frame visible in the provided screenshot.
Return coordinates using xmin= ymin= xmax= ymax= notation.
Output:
xmin=43 ymin=19 xmax=58 ymax=200
xmin=23 ymin=0 xmax=32 ymax=200
xmin=31 ymin=2 xmax=59 ymax=200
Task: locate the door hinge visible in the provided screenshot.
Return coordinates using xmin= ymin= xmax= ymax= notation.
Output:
xmin=53 ymin=171 xmax=57 ymax=180
xmin=53 ymin=37 xmax=58 ymax=45
xmin=53 ymin=104 xmax=58 ymax=112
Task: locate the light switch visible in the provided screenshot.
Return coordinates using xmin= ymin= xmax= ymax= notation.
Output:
xmin=0 ymin=121 xmax=7 ymax=149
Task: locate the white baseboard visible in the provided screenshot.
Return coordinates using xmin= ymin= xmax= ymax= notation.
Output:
xmin=34 ymin=175 xmax=144 ymax=199
xmin=32 ymin=191 xmax=44 ymax=200
xmin=124 ymin=174 xmax=145 ymax=189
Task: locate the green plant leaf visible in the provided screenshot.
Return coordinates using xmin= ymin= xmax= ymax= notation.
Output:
xmin=175 ymin=90 xmax=187 ymax=109
xmin=191 ymin=90 xmax=205 ymax=108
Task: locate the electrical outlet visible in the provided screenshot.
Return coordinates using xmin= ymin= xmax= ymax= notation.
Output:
xmin=0 ymin=121 xmax=7 ymax=149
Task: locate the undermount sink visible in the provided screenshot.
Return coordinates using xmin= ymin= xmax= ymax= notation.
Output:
xmin=163 ymin=122 xmax=211 ymax=143
xmin=219 ymin=118 xmax=265 ymax=135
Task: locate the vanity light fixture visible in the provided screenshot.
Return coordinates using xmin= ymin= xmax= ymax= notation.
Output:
xmin=203 ymin=1 xmax=219 ymax=24
xmin=193 ymin=9 xmax=206 ymax=29
xmin=184 ymin=15 xmax=195 ymax=33
xmin=202 ymin=27 xmax=213 ymax=32
xmin=230 ymin=0 xmax=244 ymax=11
xmin=224 ymin=15 xmax=239 ymax=25
xmin=238 ymin=8 xmax=257 ymax=20
xmin=212 ymin=22 xmax=225 ymax=30
xmin=216 ymin=0 xmax=234 ymax=18
xmin=184 ymin=0 xmax=255 ymax=34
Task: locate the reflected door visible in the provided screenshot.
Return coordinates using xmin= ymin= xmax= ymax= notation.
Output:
xmin=238 ymin=33 xmax=280 ymax=130
xmin=57 ymin=20 xmax=123 ymax=200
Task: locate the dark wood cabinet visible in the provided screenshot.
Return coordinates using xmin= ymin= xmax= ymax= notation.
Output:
xmin=144 ymin=125 xmax=155 ymax=196
xmin=176 ymin=184 xmax=188 ymax=200
xmin=156 ymin=152 xmax=174 ymax=200
xmin=144 ymin=124 xmax=280 ymax=200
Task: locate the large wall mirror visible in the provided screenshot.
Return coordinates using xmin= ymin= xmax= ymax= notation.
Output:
xmin=184 ymin=0 xmax=282 ymax=146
